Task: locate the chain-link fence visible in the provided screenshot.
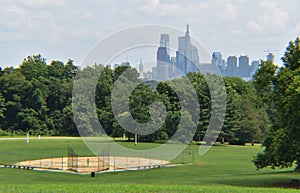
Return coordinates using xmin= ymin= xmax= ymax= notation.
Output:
xmin=0 ymin=148 xmax=194 ymax=173
xmin=0 ymin=152 xmax=67 ymax=170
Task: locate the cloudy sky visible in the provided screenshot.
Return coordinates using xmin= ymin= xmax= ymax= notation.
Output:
xmin=0 ymin=0 xmax=299 ymax=68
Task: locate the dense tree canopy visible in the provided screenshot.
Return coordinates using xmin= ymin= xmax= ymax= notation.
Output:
xmin=253 ymin=37 xmax=300 ymax=170
xmin=0 ymin=54 xmax=266 ymax=146
xmin=0 ymin=55 xmax=78 ymax=135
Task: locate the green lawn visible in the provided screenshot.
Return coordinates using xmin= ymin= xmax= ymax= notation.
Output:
xmin=0 ymin=137 xmax=299 ymax=192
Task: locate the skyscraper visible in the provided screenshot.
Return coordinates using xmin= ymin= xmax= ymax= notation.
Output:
xmin=176 ymin=25 xmax=199 ymax=75
xmin=266 ymin=53 xmax=275 ymax=63
xmin=238 ymin=55 xmax=251 ymax=78
xmin=138 ymin=58 xmax=144 ymax=79
xmin=212 ymin=52 xmax=225 ymax=75
xmin=157 ymin=47 xmax=170 ymax=80
xmin=160 ymin=34 xmax=170 ymax=56
xmin=225 ymin=56 xmax=238 ymax=77
xmin=251 ymin=60 xmax=259 ymax=77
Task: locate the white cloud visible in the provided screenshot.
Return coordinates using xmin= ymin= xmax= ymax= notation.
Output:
xmin=4 ymin=5 xmax=33 ymax=30
xmin=247 ymin=20 xmax=261 ymax=32
xmin=212 ymin=0 xmax=237 ymax=21
xmin=292 ymin=22 xmax=300 ymax=35
xmin=141 ymin=0 xmax=184 ymax=17
xmin=253 ymin=0 xmax=289 ymax=31
xmin=21 ymin=0 xmax=68 ymax=9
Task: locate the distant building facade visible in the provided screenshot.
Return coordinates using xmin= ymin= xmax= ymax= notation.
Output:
xmin=238 ymin=55 xmax=250 ymax=78
xmin=251 ymin=60 xmax=260 ymax=77
xmin=212 ymin=52 xmax=226 ymax=76
xmin=223 ymin=54 xmax=260 ymax=79
xmin=225 ymin=56 xmax=238 ymax=77
xmin=266 ymin=53 xmax=275 ymax=63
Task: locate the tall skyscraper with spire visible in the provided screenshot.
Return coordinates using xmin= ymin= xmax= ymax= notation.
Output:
xmin=176 ymin=25 xmax=199 ymax=75
xmin=160 ymin=34 xmax=170 ymax=56
xmin=138 ymin=58 xmax=144 ymax=79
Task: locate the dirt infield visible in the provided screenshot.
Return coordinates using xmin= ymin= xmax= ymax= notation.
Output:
xmin=17 ymin=156 xmax=170 ymax=173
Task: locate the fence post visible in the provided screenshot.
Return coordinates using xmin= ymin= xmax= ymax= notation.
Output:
xmin=62 ymin=156 xmax=64 ymax=170
xmin=40 ymin=155 xmax=42 ymax=167
xmin=98 ymin=155 xmax=100 ymax=172
xmin=18 ymin=153 xmax=21 ymax=167
xmin=102 ymin=153 xmax=104 ymax=170
xmin=76 ymin=156 xmax=78 ymax=172
xmin=114 ymin=156 xmax=116 ymax=170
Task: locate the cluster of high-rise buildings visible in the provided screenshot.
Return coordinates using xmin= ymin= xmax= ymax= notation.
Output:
xmin=149 ymin=25 xmax=200 ymax=81
xmin=211 ymin=52 xmax=274 ymax=79
xmin=115 ymin=25 xmax=276 ymax=81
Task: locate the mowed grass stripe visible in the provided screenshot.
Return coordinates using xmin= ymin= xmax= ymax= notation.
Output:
xmin=0 ymin=137 xmax=300 ymax=192
xmin=0 ymin=184 xmax=299 ymax=193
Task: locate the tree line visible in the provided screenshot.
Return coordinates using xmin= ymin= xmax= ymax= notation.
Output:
xmin=0 ymin=54 xmax=267 ymax=145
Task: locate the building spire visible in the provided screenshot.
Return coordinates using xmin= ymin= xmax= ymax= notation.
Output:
xmin=186 ymin=24 xmax=189 ymax=33
xmin=138 ymin=58 xmax=144 ymax=79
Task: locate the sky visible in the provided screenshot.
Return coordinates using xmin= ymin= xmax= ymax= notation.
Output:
xmin=0 ymin=0 xmax=300 ymax=69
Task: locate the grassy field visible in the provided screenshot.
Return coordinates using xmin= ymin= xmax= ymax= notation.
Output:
xmin=0 ymin=137 xmax=299 ymax=192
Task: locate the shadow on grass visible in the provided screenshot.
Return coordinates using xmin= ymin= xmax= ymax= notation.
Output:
xmin=214 ymin=170 xmax=300 ymax=189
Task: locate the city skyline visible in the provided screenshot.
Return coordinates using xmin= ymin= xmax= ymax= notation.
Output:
xmin=113 ymin=25 xmax=271 ymax=80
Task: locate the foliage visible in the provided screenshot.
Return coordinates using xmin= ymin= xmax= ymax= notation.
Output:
xmin=253 ymin=37 xmax=300 ymax=170
xmin=0 ymin=55 xmax=78 ymax=135
xmin=0 ymin=54 xmax=264 ymax=145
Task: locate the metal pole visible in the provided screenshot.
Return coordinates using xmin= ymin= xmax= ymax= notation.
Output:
xmin=18 ymin=153 xmax=21 ymax=167
xmin=102 ymin=153 xmax=104 ymax=170
xmin=98 ymin=156 xmax=100 ymax=172
xmin=76 ymin=156 xmax=78 ymax=172
xmin=9 ymin=153 xmax=11 ymax=166
xmin=114 ymin=156 xmax=116 ymax=170
xmin=192 ymin=150 xmax=195 ymax=163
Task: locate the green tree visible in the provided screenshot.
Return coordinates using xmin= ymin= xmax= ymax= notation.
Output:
xmin=254 ymin=37 xmax=300 ymax=170
xmin=0 ymin=93 xmax=6 ymax=119
xmin=0 ymin=69 xmax=30 ymax=131
xmin=234 ymin=98 xmax=260 ymax=145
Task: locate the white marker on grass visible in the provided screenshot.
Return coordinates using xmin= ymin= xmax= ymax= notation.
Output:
xmin=134 ymin=133 xmax=137 ymax=146
xmin=26 ymin=133 xmax=29 ymax=144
